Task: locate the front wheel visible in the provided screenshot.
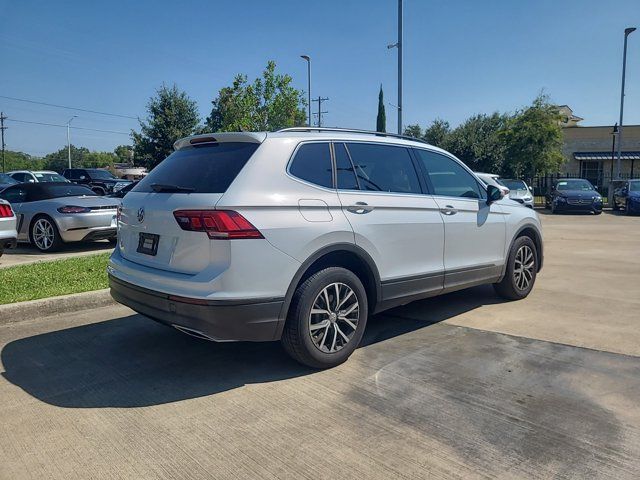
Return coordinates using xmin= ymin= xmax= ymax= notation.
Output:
xmin=282 ymin=267 xmax=368 ymax=369
xmin=494 ymin=236 xmax=538 ymax=300
xmin=30 ymin=216 xmax=63 ymax=252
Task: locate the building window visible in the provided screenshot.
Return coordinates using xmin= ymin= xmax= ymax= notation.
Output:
xmin=580 ymin=161 xmax=603 ymax=186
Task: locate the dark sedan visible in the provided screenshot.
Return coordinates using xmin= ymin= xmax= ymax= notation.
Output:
xmin=545 ymin=178 xmax=603 ymax=214
xmin=612 ymin=179 xmax=640 ymax=215
xmin=0 ymin=173 xmax=19 ymax=191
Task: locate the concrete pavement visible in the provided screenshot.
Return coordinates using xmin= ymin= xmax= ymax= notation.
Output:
xmin=1 ymin=210 xmax=639 ymax=479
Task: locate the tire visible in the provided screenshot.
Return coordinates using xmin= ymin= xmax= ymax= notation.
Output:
xmin=626 ymin=201 xmax=631 ymax=216
xmin=593 ymin=210 xmax=602 ymax=215
xmin=0 ymin=247 xmax=3 ymax=258
xmin=108 ymin=236 xmax=118 ymax=244
xmin=30 ymin=215 xmax=63 ymax=252
xmin=493 ymin=236 xmax=538 ymax=301
xmin=612 ymin=200 xmax=619 ymax=211
xmin=92 ymin=187 xmax=106 ymax=196
xmin=281 ymin=267 xmax=368 ymax=369
xmin=550 ymin=202 xmax=556 ymax=214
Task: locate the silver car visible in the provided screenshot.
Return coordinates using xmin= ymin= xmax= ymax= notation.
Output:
xmin=0 ymin=199 xmax=18 ymax=257
xmin=7 ymin=170 xmax=70 ymax=183
xmin=500 ymin=179 xmax=534 ymax=209
xmin=0 ymin=182 xmax=119 ymax=252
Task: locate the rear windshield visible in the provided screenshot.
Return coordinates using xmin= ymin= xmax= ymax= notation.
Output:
xmin=133 ymin=142 xmax=259 ymax=194
xmin=501 ymin=179 xmax=527 ymax=191
xmin=35 ymin=172 xmax=67 ymax=182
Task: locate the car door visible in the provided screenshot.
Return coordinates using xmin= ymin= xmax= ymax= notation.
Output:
xmin=413 ymin=148 xmax=506 ymax=289
xmin=0 ymin=185 xmax=29 ymax=241
xmin=337 ymin=142 xmax=445 ymax=304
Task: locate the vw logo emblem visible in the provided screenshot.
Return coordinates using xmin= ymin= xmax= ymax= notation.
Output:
xmin=137 ymin=207 xmax=145 ymax=223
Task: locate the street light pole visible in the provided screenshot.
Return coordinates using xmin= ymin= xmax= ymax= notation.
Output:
xmin=616 ymin=27 xmax=636 ymax=179
xmin=397 ymin=0 xmax=403 ymax=135
xmin=66 ymin=115 xmax=77 ymax=169
xmin=301 ymin=55 xmax=311 ymax=127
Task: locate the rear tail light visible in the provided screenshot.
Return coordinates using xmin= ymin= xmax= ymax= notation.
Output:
xmin=173 ymin=210 xmax=263 ymax=239
xmin=0 ymin=204 xmax=14 ymax=218
xmin=57 ymin=206 xmax=92 ymax=214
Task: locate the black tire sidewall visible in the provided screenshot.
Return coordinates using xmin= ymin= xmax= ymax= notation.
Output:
xmin=290 ymin=268 xmax=368 ymax=368
xmin=497 ymin=236 xmax=538 ymax=300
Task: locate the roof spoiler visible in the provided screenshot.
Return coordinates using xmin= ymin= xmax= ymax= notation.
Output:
xmin=173 ymin=132 xmax=267 ymax=150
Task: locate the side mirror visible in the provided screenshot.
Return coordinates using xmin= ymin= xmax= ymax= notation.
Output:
xmin=487 ymin=184 xmax=504 ymax=204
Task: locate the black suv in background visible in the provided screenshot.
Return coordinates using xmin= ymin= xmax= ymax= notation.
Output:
xmin=62 ymin=168 xmax=131 ymax=196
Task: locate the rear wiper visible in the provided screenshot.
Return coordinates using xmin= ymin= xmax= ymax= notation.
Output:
xmin=150 ymin=183 xmax=195 ymax=193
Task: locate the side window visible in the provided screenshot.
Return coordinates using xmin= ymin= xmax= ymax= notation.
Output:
xmin=289 ymin=143 xmax=333 ymax=188
xmin=334 ymin=143 xmax=359 ymax=190
xmin=414 ymin=149 xmax=482 ymax=199
xmin=65 ymin=169 xmax=79 ymax=180
xmin=0 ymin=186 xmax=28 ymax=204
xmin=345 ymin=143 xmax=421 ymax=194
xmin=11 ymin=173 xmax=26 ymax=182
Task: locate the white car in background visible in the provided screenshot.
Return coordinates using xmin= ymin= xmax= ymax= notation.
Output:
xmin=7 ymin=170 xmax=70 ymax=184
xmin=476 ymin=173 xmax=533 ymax=209
xmin=0 ymin=199 xmax=17 ymax=257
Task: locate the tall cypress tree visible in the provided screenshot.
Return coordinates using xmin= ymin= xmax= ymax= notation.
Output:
xmin=376 ymin=85 xmax=386 ymax=133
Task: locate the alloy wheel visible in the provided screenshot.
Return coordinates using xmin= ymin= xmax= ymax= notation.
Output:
xmin=33 ymin=218 xmax=55 ymax=250
xmin=308 ymin=282 xmax=360 ymax=353
xmin=513 ymin=245 xmax=535 ymax=291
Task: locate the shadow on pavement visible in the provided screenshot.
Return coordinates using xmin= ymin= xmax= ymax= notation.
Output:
xmin=1 ymin=285 xmax=504 ymax=409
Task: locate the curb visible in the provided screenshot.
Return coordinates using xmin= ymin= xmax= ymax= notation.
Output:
xmin=0 ymin=289 xmax=116 ymax=326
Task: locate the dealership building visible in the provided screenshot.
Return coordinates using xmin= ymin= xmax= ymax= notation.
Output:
xmin=559 ymin=105 xmax=640 ymax=189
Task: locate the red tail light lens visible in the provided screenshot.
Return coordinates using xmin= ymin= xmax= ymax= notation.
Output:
xmin=57 ymin=206 xmax=92 ymax=214
xmin=173 ymin=210 xmax=263 ymax=240
xmin=0 ymin=204 xmax=14 ymax=218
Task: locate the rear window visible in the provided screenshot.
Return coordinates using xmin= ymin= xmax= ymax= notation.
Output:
xmin=133 ymin=142 xmax=259 ymax=194
xmin=289 ymin=143 xmax=333 ymax=188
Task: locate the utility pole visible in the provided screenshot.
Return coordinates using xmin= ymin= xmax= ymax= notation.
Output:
xmin=312 ymin=96 xmax=329 ymax=127
xmin=301 ymin=55 xmax=312 ymax=126
xmin=0 ymin=112 xmax=6 ymax=173
xmin=66 ymin=115 xmax=78 ymax=169
xmin=616 ymin=27 xmax=636 ymax=179
xmin=387 ymin=0 xmax=403 ymax=134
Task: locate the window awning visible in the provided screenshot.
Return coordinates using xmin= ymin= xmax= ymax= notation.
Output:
xmin=574 ymin=151 xmax=640 ymax=161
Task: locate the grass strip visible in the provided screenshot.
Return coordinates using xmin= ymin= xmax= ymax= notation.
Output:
xmin=0 ymin=253 xmax=110 ymax=305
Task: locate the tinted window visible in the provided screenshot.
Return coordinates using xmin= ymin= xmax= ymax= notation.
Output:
xmin=87 ymin=169 xmax=116 ymax=180
xmin=335 ymin=143 xmax=359 ymax=190
xmin=31 ymin=184 xmax=95 ymax=200
xmin=64 ymin=169 xmax=81 ymax=180
xmin=1 ymin=173 xmax=19 ymax=184
xmin=289 ymin=143 xmax=333 ymax=188
xmin=34 ymin=172 xmax=68 ymax=182
xmin=0 ymin=186 xmax=28 ymax=203
xmin=415 ymin=149 xmax=482 ymax=199
xmin=10 ymin=173 xmax=27 ymax=182
xmin=133 ymin=142 xmax=259 ymax=194
xmin=346 ymin=143 xmax=421 ymax=194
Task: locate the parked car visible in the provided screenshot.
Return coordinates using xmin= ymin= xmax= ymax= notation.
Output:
xmin=545 ymin=178 xmax=603 ymax=214
xmin=7 ymin=170 xmax=69 ymax=183
xmin=475 ymin=172 xmax=510 ymax=197
xmin=109 ymin=128 xmax=544 ymax=368
xmin=500 ymin=179 xmax=534 ymax=209
xmin=0 ymin=182 xmax=119 ymax=252
xmin=0 ymin=199 xmax=17 ymax=257
xmin=108 ymin=181 xmax=138 ymax=199
xmin=62 ymin=168 xmax=132 ymax=196
xmin=612 ymin=179 xmax=640 ymax=215
xmin=0 ymin=173 xmax=19 ymax=191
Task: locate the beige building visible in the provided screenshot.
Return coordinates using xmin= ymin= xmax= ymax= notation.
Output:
xmin=559 ymin=106 xmax=640 ymax=189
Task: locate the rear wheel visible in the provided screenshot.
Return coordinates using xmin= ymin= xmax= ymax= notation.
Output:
xmin=626 ymin=201 xmax=632 ymax=215
xmin=282 ymin=267 xmax=368 ymax=369
xmin=494 ymin=236 xmax=538 ymax=300
xmin=30 ymin=216 xmax=63 ymax=252
xmin=612 ymin=199 xmax=619 ymax=211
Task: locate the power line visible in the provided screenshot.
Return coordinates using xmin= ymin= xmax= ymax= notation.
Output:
xmin=6 ymin=118 xmax=130 ymax=135
xmin=0 ymin=95 xmax=138 ymax=120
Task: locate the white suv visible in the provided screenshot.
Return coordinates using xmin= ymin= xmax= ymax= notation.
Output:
xmin=109 ymin=128 xmax=543 ymax=368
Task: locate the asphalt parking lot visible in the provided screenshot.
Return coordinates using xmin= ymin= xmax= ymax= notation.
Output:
xmin=1 ymin=210 xmax=639 ymax=479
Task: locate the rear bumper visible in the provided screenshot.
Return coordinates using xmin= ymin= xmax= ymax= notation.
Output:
xmin=61 ymin=226 xmax=117 ymax=242
xmin=109 ymin=274 xmax=284 ymax=342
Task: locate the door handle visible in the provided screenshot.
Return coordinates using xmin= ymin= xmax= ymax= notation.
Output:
xmin=440 ymin=205 xmax=458 ymax=216
xmin=346 ymin=202 xmax=373 ymax=214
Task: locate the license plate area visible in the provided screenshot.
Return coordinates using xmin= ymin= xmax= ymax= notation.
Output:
xmin=137 ymin=232 xmax=159 ymax=256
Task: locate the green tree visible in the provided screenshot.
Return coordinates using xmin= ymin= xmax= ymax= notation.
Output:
xmin=2 ymin=150 xmax=45 ymax=172
xmin=132 ymin=84 xmax=200 ymax=169
xmin=403 ymin=124 xmax=422 ymax=138
xmin=501 ymin=94 xmax=564 ymax=178
xmin=41 ymin=146 xmax=117 ymax=172
xmin=114 ymin=145 xmax=133 ymax=164
xmin=376 ymin=85 xmax=386 ymax=133
xmin=204 ymin=61 xmax=306 ymax=132
xmin=422 ymin=119 xmax=451 ymax=147
xmin=443 ymin=113 xmax=509 ymax=173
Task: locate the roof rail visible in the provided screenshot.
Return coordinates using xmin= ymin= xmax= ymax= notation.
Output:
xmin=277 ymin=127 xmax=431 ymax=145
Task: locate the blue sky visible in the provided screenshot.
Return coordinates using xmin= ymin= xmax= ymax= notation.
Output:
xmin=1 ymin=0 xmax=639 ymax=157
